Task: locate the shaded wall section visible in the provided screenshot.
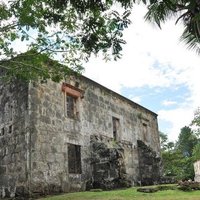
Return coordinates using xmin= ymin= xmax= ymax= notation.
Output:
xmin=0 ymin=80 xmax=29 ymax=198
xmin=88 ymin=135 xmax=132 ymax=190
xmin=137 ymin=140 xmax=161 ymax=185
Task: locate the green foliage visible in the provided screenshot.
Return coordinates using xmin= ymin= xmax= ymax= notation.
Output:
xmin=162 ymin=150 xmax=194 ymax=180
xmin=159 ymin=131 xmax=175 ymax=152
xmin=0 ymin=50 xmax=75 ymax=82
xmin=1 ymin=0 xmax=200 ymax=81
xmin=0 ymin=0 xmax=132 ymax=81
xmin=160 ymin=125 xmax=199 ymax=180
xmin=144 ymin=0 xmax=200 ymax=54
xmin=155 ymin=111 xmax=200 ymax=181
xmin=177 ymin=126 xmax=198 ymax=157
xmin=191 ymin=108 xmax=200 ymax=132
xmin=192 ymin=143 xmax=200 ymax=162
xmin=159 ymin=131 xmax=168 ymax=150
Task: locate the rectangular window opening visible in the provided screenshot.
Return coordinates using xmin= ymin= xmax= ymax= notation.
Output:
xmin=68 ymin=144 xmax=82 ymax=174
xmin=9 ymin=105 xmax=13 ymax=121
xmin=9 ymin=125 xmax=12 ymax=134
xmin=142 ymin=123 xmax=148 ymax=143
xmin=66 ymin=94 xmax=78 ymax=118
xmin=112 ymin=117 xmax=120 ymax=141
xmin=1 ymin=128 xmax=5 ymax=136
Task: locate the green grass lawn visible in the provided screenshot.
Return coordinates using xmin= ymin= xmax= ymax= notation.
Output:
xmin=38 ymin=187 xmax=200 ymax=200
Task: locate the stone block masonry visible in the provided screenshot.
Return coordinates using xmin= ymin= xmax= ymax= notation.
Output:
xmin=0 ymin=73 xmax=161 ymax=198
xmin=0 ymin=80 xmax=29 ymax=198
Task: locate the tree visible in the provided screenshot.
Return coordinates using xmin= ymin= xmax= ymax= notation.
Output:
xmin=0 ymin=0 xmax=133 ymax=81
xmin=145 ymin=0 xmax=200 ymax=53
xmin=162 ymin=150 xmax=194 ymax=180
xmin=159 ymin=131 xmax=175 ymax=151
xmin=159 ymin=131 xmax=168 ymax=151
xmin=192 ymin=143 xmax=200 ymax=162
xmin=160 ymin=127 xmax=198 ymax=180
xmin=191 ymin=108 xmax=200 ymax=135
xmin=176 ymin=126 xmax=198 ymax=157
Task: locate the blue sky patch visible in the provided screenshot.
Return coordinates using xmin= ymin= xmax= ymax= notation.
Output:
xmin=121 ymin=84 xmax=190 ymax=114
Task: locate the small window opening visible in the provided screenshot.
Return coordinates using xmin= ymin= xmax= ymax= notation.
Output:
xmin=68 ymin=144 xmax=82 ymax=174
xmin=112 ymin=117 xmax=120 ymax=141
xmin=75 ymin=82 xmax=79 ymax=88
xmin=142 ymin=123 xmax=148 ymax=142
xmin=9 ymin=105 xmax=13 ymax=121
xmin=3 ymin=148 xmax=6 ymax=156
xmin=9 ymin=125 xmax=12 ymax=134
xmin=66 ymin=94 xmax=78 ymax=118
xmin=1 ymin=128 xmax=4 ymax=136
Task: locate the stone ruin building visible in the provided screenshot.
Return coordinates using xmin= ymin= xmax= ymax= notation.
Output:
xmin=0 ymin=73 xmax=161 ymax=198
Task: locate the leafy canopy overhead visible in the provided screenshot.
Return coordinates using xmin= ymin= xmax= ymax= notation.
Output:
xmin=0 ymin=0 xmax=200 ymax=81
xmin=0 ymin=0 xmax=133 ymax=81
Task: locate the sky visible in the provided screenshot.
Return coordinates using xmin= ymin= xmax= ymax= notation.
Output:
xmin=83 ymin=5 xmax=200 ymax=141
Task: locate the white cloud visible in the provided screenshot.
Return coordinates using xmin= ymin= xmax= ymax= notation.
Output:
xmin=84 ymin=5 xmax=194 ymax=90
xmin=84 ymin=4 xmax=200 ymax=141
xmin=158 ymin=107 xmax=194 ymax=141
xmin=162 ymin=100 xmax=177 ymax=106
xmin=129 ymin=96 xmax=142 ymax=104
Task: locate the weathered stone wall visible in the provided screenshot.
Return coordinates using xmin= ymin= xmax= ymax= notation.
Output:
xmin=0 ymin=74 xmax=161 ymax=198
xmin=89 ymin=135 xmax=132 ymax=190
xmin=27 ymin=76 xmax=160 ymax=195
xmin=0 ymin=80 xmax=29 ymax=198
xmin=27 ymin=80 xmax=92 ymax=196
xmin=137 ymin=140 xmax=161 ymax=185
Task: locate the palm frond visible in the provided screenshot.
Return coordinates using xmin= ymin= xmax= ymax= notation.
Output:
xmin=181 ymin=26 xmax=200 ymax=54
xmin=145 ymin=0 xmax=177 ymax=28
